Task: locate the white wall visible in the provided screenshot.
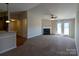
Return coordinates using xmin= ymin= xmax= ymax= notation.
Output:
xmin=75 ymin=4 xmax=79 ymax=55
xmin=27 ymin=7 xmax=42 ymax=38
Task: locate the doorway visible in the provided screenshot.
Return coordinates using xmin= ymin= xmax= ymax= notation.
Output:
xmin=57 ymin=22 xmax=69 ymax=36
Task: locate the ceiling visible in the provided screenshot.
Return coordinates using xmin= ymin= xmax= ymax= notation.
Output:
xmin=0 ymin=3 xmax=78 ymax=19
xmin=29 ymin=3 xmax=78 ymax=20
xmin=0 ymin=3 xmax=40 ymax=12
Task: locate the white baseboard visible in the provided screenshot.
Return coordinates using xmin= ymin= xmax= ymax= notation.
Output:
xmin=0 ymin=47 xmax=16 ymax=54
xmin=27 ymin=33 xmax=42 ymax=39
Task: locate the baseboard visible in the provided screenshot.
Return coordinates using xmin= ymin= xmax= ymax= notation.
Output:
xmin=0 ymin=47 xmax=16 ymax=54
xmin=27 ymin=33 xmax=42 ymax=39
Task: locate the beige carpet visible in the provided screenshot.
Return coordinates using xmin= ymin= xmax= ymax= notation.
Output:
xmin=0 ymin=35 xmax=77 ymax=56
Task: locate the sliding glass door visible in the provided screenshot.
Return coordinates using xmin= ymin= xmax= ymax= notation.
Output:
xmin=57 ymin=22 xmax=69 ymax=35
xmin=64 ymin=23 xmax=69 ymax=35
xmin=57 ymin=23 xmax=62 ymax=34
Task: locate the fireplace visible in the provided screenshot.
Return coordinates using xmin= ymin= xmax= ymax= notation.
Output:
xmin=43 ymin=28 xmax=50 ymax=35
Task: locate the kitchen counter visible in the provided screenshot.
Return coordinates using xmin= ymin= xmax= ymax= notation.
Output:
xmin=0 ymin=32 xmax=16 ymax=54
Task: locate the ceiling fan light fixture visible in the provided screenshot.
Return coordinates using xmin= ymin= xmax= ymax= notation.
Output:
xmin=50 ymin=14 xmax=57 ymax=20
xmin=50 ymin=18 xmax=55 ymax=20
xmin=5 ymin=3 xmax=11 ymax=23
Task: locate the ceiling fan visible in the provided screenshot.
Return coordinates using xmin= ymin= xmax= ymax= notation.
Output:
xmin=50 ymin=14 xmax=57 ymax=20
xmin=43 ymin=9 xmax=57 ymax=20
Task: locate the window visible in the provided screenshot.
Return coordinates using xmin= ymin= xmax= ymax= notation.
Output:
xmin=57 ymin=23 xmax=62 ymax=34
xmin=64 ymin=23 xmax=69 ymax=35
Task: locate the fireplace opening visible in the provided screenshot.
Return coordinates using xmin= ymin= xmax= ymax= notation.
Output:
xmin=43 ymin=28 xmax=50 ymax=35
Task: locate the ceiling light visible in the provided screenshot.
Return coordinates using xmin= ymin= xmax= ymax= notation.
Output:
xmin=5 ymin=3 xmax=11 ymax=23
xmin=6 ymin=20 xmax=10 ymax=23
xmin=11 ymin=19 xmax=15 ymax=22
